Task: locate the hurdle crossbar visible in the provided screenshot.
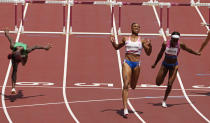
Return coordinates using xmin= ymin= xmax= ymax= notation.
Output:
xmin=1 ymin=0 xmax=210 ymax=7
xmin=70 ymin=0 xmax=114 ymax=35
xmin=118 ymin=1 xmax=162 ymax=36
xmin=0 ymin=30 xmax=65 ymax=34
xmin=0 ymin=0 xmax=68 ymax=4
xmin=74 ymin=1 xmax=113 ymax=5
xmin=70 ymin=32 xmax=112 ymax=35
xmin=118 ymin=32 xmax=161 ymax=36
xmin=167 ymin=33 xmax=208 ymax=37
xmin=22 ymin=31 xmax=65 ymax=34
xmin=1 ymin=0 xmax=210 ymax=36
xmin=0 ymin=31 xmax=17 ymax=34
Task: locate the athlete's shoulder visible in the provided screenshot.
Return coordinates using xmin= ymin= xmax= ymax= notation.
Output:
xmin=122 ymin=36 xmax=128 ymax=42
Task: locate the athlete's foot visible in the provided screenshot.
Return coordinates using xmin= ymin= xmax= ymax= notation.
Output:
xmin=162 ymin=101 xmax=167 ymax=108
xmin=11 ymin=88 xmax=16 ymax=95
xmin=123 ymin=109 xmax=129 ymax=118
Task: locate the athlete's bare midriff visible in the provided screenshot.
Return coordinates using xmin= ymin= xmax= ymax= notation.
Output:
xmin=125 ymin=53 xmax=140 ymax=62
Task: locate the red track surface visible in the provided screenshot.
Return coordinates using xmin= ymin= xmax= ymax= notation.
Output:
xmin=0 ymin=0 xmax=209 ymax=123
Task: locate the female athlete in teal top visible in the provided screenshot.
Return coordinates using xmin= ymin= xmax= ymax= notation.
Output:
xmin=4 ymin=29 xmax=52 ymax=94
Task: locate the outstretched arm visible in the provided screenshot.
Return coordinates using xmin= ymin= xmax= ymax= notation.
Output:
xmin=110 ymin=35 xmax=125 ymax=50
xmin=152 ymin=42 xmax=166 ymax=68
xmin=27 ymin=44 xmax=52 ymax=53
xmin=4 ymin=29 xmax=14 ymax=49
xmin=180 ymin=42 xmax=200 ymax=55
xmin=199 ymin=31 xmax=210 ymax=53
xmin=142 ymin=39 xmax=152 ymax=56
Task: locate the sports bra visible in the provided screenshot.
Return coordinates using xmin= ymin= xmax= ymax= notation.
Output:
xmin=165 ymin=40 xmax=180 ymax=56
xmin=125 ymin=36 xmax=142 ymax=55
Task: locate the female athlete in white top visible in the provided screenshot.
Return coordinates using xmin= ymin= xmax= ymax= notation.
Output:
xmin=110 ymin=23 xmax=152 ymax=118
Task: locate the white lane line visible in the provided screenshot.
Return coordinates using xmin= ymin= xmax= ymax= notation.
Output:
xmin=0 ymin=95 xmax=207 ymax=109
xmin=191 ymin=2 xmax=210 ymax=122
xmin=1 ymin=86 xmax=210 ymax=91
xmin=177 ymin=73 xmax=210 ymax=122
xmin=110 ymin=0 xmax=146 ymax=122
xmin=62 ymin=2 xmax=79 ymax=123
xmin=1 ymin=4 xmax=29 ymax=123
xmin=152 ymin=2 xmax=210 ymax=122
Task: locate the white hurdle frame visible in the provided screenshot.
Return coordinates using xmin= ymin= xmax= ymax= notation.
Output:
xmin=0 ymin=0 xmax=209 ymax=36
xmin=0 ymin=0 xmax=68 ymax=35
xmin=69 ymin=0 xmax=114 ymax=35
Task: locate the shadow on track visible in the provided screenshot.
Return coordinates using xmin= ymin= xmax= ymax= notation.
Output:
xmin=101 ymin=109 xmax=143 ymax=118
xmin=191 ymin=92 xmax=210 ymax=96
xmin=147 ymin=102 xmax=188 ymax=107
xmin=1 ymin=90 xmax=44 ymax=102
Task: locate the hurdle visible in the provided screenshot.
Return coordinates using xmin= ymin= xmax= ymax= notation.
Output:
xmin=163 ymin=0 xmax=210 ymax=37
xmin=0 ymin=0 xmax=209 ymax=36
xmin=69 ymin=0 xmax=115 ymax=35
xmin=0 ymin=0 xmax=68 ymax=34
xmin=117 ymin=0 xmax=165 ymax=36
xmin=117 ymin=0 xmax=210 ymax=37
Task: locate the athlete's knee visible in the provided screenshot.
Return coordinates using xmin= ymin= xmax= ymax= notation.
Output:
xmin=166 ymin=85 xmax=172 ymax=90
xmin=156 ymin=82 xmax=161 ymax=86
xmin=123 ymin=84 xmax=129 ymax=90
xmin=156 ymin=80 xmax=163 ymax=86
xmin=156 ymin=77 xmax=163 ymax=86
xmin=131 ymin=85 xmax=136 ymax=90
xmin=130 ymin=83 xmax=137 ymax=90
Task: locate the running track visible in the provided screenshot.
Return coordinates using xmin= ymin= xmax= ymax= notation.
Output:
xmin=0 ymin=0 xmax=209 ymax=123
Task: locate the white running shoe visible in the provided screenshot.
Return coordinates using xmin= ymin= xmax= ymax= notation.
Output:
xmin=162 ymin=101 xmax=167 ymax=108
xmin=123 ymin=109 xmax=129 ymax=118
xmin=11 ymin=88 xmax=16 ymax=94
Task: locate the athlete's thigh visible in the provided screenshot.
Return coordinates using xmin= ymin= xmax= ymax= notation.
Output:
xmin=21 ymin=55 xmax=28 ymax=66
xmin=122 ymin=62 xmax=132 ymax=86
xmin=156 ymin=65 xmax=168 ymax=83
xmin=168 ymin=66 xmax=178 ymax=86
xmin=131 ymin=66 xmax=140 ymax=87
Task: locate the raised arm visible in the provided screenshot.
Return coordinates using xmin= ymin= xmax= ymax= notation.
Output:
xmin=199 ymin=31 xmax=210 ymax=53
xmin=27 ymin=44 xmax=52 ymax=53
xmin=142 ymin=39 xmax=152 ymax=56
xmin=180 ymin=42 xmax=200 ymax=55
xmin=4 ymin=29 xmax=14 ymax=49
xmin=152 ymin=42 xmax=166 ymax=68
xmin=110 ymin=35 xmax=125 ymax=50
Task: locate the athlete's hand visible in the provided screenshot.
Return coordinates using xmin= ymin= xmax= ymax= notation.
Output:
xmin=145 ymin=39 xmax=152 ymax=46
xmin=110 ymin=35 xmax=115 ymax=43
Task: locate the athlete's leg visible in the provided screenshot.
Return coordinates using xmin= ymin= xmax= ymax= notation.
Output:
xmin=156 ymin=65 xmax=168 ymax=86
xmin=122 ymin=62 xmax=132 ymax=116
xmin=130 ymin=65 xmax=140 ymax=90
xmin=21 ymin=55 xmax=28 ymax=66
xmin=162 ymin=66 xmax=178 ymax=107
xmin=11 ymin=59 xmax=18 ymax=94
